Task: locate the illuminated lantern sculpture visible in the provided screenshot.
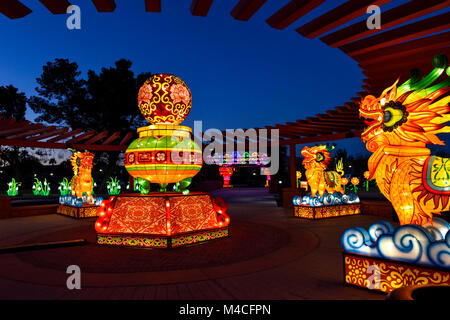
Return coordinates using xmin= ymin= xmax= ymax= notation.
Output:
xmin=263 ymin=167 xmax=271 ymax=188
xmin=292 ymin=144 xmax=360 ymax=219
xmin=125 ymin=73 xmax=201 ymax=193
xmin=69 ymin=151 xmax=94 ymax=202
xmin=219 ymin=166 xmax=234 ymax=188
xmin=301 ymin=144 xmax=345 ymax=197
xmin=56 ymin=151 xmax=102 ymax=218
xmin=359 ymin=55 xmax=450 ymax=225
xmin=96 ymin=73 xmax=230 ymax=248
xmin=342 ymin=55 xmax=450 ymax=293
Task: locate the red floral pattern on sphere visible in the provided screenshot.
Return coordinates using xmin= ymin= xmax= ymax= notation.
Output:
xmin=138 ymin=73 xmax=192 ymax=125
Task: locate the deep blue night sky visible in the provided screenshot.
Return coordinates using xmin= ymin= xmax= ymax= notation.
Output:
xmin=0 ymin=0 xmax=423 ymax=156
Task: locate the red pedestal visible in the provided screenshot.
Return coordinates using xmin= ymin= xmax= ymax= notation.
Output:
xmin=95 ymin=192 xmax=230 ymax=248
xmin=343 ymin=253 xmax=450 ymax=293
xmin=57 ymin=204 xmax=99 ymax=219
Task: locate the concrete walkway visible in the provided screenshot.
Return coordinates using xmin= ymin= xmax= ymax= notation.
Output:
xmin=0 ymin=188 xmax=386 ymax=300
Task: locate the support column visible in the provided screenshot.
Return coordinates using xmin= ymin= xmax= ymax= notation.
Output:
xmin=289 ymin=143 xmax=297 ymax=188
xmin=129 ymin=174 xmax=134 ymax=192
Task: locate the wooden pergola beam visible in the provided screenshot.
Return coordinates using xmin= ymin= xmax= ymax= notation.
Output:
xmin=0 ymin=121 xmax=34 ymax=136
xmin=353 ymin=31 xmax=450 ymax=64
xmin=282 ymin=123 xmax=324 ymax=135
xmin=337 ymin=105 xmax=358 ymax=112
xmin=296 ymin=0 xmax=392 ymax=39
xmin=65 ymin=130 xmax=95 ymax=144
xmin=341 ymin=12 xmax=450 ymax=57
xmin=304 ymin=119 xmax=363 ymax=129
xmin=0 ymin=138 xmax=66 ymax=149
xmin=145 ymin=0 xmax=161 ymax=12
xmin=46 ymin=128 xmax=83 ymax=143
xmin=278 ymin=130 xmax=363 ymax=146
xmin=39 ymin=0 xmax=71 ymax=14
xmin=230 ymin=0 xmax=267 ymax=21
xmin=0 ymin=0 xmax=32 ymax=19
xmin=27 ymin=127 xmax=69 ymax=141
xmin=6 ymin=126 xmax=57 ymax=140
xmin=191 ymin=0 xmax=213 ymax=17
xmin=320 ymin=0 xmax=449 ymax=47
xmin=83 ymin=130 xmax=108 ymax=144
xmin=119 ymin=132 xmax=134 ymax=145
xmin=359 ymin=47 xmax=450 ymax=69
xmin=91 ymin=0 xmax=115 ymax=12
xmin=102 ymin=131 xmax=121 ymax=145
xmin=0 ymin=118 xmax=16 ymax=127
xmin=70 ymin=143 xmax=126 ymax=151
xmin=266 ymin=0 xmax=325 ymax=30
xmin=316 ymin=114 xmax=360 ymax=122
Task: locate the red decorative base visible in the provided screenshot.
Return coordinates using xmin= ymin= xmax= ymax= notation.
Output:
xmin=343 ymin=253 xmax=450 ymax=293
xmin=57 ymin=204 xmax=99 ymax=219
xmin=97 ymin=227 xmax=229 ymax=248
xmin=95 ymin=192 xmax=230 ymax=248
xmin=294 ymin=204 xmax=360 ymax=219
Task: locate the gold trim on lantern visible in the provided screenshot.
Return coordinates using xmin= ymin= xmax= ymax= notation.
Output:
xmin=137 ymin=124 xmax=192 ymax=138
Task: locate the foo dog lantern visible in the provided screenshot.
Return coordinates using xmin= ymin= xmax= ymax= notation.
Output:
xmin=292 ymin=144 xmax=360 ymax=219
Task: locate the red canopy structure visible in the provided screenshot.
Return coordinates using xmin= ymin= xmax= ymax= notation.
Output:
xmin=0 ymin=116 xmax=133 ymax=151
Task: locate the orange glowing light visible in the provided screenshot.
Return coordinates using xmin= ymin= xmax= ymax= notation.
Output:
xmin=359 ymin=55 xmax=450 ymax=225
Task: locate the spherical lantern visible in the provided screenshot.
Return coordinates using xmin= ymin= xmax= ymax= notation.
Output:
xmin=126 ymin=74 xmax=201 ymax=192
xmin=138 ymin=73 xmax=192 ymax=125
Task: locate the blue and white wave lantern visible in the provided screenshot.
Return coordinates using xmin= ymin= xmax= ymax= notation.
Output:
xmin=341 ymin=218 xmax=450 ymax=269
xmin=59 ymin=195 xmax=103 ymax=207
xmin=293 ymin=192 xmax=360 ymax=207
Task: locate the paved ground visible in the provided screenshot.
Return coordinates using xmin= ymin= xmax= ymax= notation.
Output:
xmin=0 ymin=188 xmax=388 ymax=300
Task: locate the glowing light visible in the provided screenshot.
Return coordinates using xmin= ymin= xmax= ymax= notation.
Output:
xmin=359 ymin=55 xmax=450 ymax=225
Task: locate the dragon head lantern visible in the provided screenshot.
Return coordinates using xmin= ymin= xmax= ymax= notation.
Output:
xmin=301 ymin=144 xmax=333 ymax=171
xmin=359 ymin=54 xmax=450 ymax=225
xmin=125 ymin=74 xmax=202 ymax=193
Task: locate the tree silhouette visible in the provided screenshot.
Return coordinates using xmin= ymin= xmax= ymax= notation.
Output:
xmin=28 ymin=58 xmax=153 ymax=186
xmin=0 ymin=85 xmax=27 ymax=121
xmin=29 ymin=58 xmax=150 ymax=132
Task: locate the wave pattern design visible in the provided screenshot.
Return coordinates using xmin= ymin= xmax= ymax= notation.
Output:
xmin=293 ymin=192 xmax=360 ymax=207
xmin=341 ymin=218 xmax=450 ymax=269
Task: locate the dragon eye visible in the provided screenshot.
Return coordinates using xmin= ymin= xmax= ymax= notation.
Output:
xmin=382 ymin=101 xmax=408 ymax=132
xmin=316 ymin=152 xmax=324 ymax=162
xmin=384 ymin=110 xmax=392 ymax=123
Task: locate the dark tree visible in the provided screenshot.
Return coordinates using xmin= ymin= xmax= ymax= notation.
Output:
xmin=0 ymin=85 xmax=27 ymax=121
xmin=28 ymin=58 xmax=153 ymax=188
xmin=29 ymin=58 xmax=150 ymax=132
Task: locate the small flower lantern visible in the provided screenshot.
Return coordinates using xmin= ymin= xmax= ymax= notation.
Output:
xmin=341 ymin=177 xmax=349 ymax=193
xmin=351 ymin=177 xmax=360 ymax=193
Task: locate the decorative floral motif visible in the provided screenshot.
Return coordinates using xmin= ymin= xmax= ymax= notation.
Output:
xmin=138 ymin=83 xmax=153 ymax=104
xmin=170 ymin=84 xmax=191 ymax=105
xmin=155 ymin=151 xmax=166 ymax=162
